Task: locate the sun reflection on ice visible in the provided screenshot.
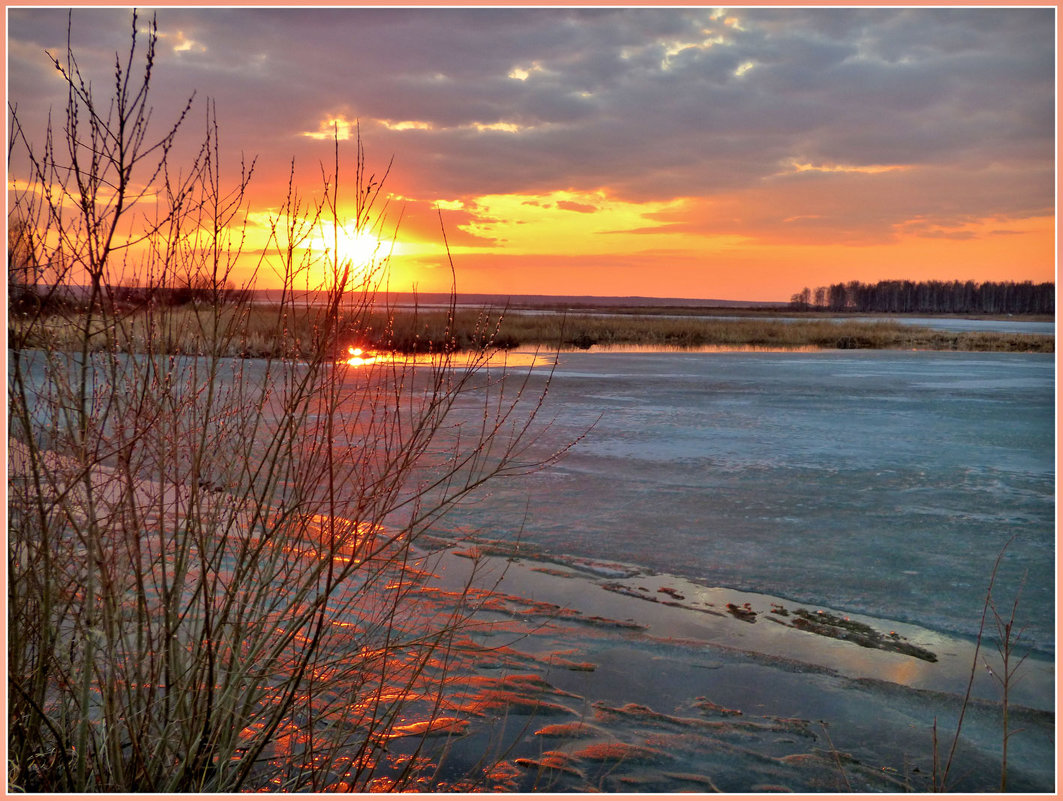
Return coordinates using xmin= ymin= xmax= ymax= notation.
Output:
xmin=346 ymin=346 xmax=378 ymax=366
xmin=341 ymin=346 xmax=556 ymax=369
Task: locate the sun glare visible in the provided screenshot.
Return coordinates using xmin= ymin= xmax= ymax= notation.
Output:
xmin=316 ymin=223 xmax=395 ymax=272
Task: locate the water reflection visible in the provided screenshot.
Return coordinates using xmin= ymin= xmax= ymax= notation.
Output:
xmin=342 ymin=346 xmax=556 ymax=368
xmin=345 ymin=346 xmax=378 ymax=366
xmin=342 ymin=344 xmax=821 ymax=368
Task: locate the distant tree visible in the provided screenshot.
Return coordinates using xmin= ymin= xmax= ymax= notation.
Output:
xmin=797 ymin=279 xmax=1054 ymax=315
xmin=827 ymin=282 xmax=848 ymax=311
xmin=788 ymin=286 xmax=812 ymax=311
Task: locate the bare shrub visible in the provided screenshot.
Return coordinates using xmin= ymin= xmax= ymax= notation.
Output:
xmin=931 ymin=536 xmax=1030 ymax=793
xmin=8 ymin=12 xmax=559 ymax=792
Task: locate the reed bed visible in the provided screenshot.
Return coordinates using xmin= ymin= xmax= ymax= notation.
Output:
xmin=11 ymin=305 xmax=1053 ymax=356
xmin=490 ymin=312 xmax=1053 ymax=352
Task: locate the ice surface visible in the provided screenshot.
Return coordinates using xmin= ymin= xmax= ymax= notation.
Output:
xmin=14 ymin=346 xmax=1053 ymax=791
xmin=420 ymin=545 xmax=1055 ymax=792
xmin=18 ymin=348 xmax=1051 ymax=653
xmin=598 ymin=313 xmax=1054 ymax=336
xmin=433 ymin=351 xmax=1055 ymax=656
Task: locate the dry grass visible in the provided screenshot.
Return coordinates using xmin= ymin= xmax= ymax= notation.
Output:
xmin=490 ymin=312 xmax=1053 ymax=352
xmin=11 ymin=304 xmax=1052 ymax=356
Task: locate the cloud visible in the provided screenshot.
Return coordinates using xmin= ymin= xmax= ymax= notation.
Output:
xmin=555 ymin=200 xmax=597 ymax=214
xmin=8 ymin=6 xmax=1054 ymax=262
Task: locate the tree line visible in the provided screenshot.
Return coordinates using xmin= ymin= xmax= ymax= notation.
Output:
xmin=790 ymin=280 xmax=1054 ymax=315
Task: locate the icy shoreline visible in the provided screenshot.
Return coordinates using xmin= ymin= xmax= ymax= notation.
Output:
xmin=424 ymin=534 xmax=1054 ymax=710
xmin=409 ymin=536 xmax=1055 ymax=792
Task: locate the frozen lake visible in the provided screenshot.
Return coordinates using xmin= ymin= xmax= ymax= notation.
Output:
xmin=15 ymin=347 xmax=1053 ymax=654
xmin=866 ymin=316 xmax=1054 ymax=335
xmin=447 ymin=350 xmax=1055 ymax=657
xmin=13 ymin=346 xmax=1054 ymax=790
xmin=719 ymin=314 xmax=1054 ymax=335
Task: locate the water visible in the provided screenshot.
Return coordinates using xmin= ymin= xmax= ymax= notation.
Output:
xmin=864 ymin=316 xmax=1054 ymax=335
xmin=689 ymin=314 xmax=1054 ymax=335
xmin=501 ymin=309 xmax=1054 ymax=335
xmin=13 ymin=346 xmax=1054 ymax=790
xmin=14 ymin=347 xmax=1053 ymax=663
xmin=444 ymin=350 xmax=1055 ymax=656
xmin=411 ymin=349 xmax=1055 ymax=791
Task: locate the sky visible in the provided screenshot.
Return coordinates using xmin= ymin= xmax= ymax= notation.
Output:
xmin=7 ymin=6 xmax=1057 ymax=301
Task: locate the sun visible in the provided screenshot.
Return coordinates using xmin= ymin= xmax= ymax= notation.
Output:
xmin=315 ymin=222 xmax=394 ymax=272
xmin=338 ymin=229 xmax=386 ymax=269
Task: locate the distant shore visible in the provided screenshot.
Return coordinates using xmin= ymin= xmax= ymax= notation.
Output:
xmin=11 ymin=300 xmax=1053 ymax=357
xmin=478 ymin=309 xmax=1054 ymax=354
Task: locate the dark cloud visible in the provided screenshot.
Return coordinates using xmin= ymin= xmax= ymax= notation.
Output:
xmin=8 ymin=6 xmax=1054 ymax=244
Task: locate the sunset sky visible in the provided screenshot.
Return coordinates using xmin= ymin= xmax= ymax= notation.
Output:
xmin=7 ymin=6 xmax=1056 ymax=301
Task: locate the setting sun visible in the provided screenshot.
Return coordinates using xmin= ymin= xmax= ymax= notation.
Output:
xmin=11 ymin=7 xmax=1050 ymax=302
xmin=314 ymin=222 xmax=396 ymax=274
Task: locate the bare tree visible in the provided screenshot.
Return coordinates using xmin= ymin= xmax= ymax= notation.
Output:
xmin=9 ymin=12 xmax=559 ymax=792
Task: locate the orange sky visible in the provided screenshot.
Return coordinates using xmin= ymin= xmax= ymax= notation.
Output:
xmin=8 ymin=7 xmax=1056 ymax=301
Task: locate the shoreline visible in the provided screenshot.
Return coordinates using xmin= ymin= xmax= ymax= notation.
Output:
xmin=400 ymin=536 xmax=1055 ymax=791
xmin=419 ymin=534 xmax=1055 ymax=712
xmin=13 ymin=304 xmax=1054 ymax=357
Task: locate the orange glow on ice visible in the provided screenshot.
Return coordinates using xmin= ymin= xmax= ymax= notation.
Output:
xmin=346 ymin=346 xmax=378 ymax=366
